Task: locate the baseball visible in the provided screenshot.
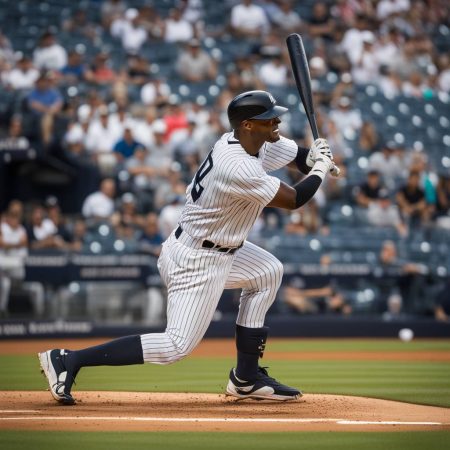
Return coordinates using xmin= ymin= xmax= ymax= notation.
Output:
xmin=398 ymin=328 xmax=414 ymax=342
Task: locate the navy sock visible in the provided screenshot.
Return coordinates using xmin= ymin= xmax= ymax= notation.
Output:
xmin=235 ymin=325 xmax=268 ymax=382
xmin=65 ymin=335 xmax=144 ymax=373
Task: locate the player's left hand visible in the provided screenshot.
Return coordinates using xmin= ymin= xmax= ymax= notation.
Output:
xmin=306 ymin=138 xmax=333 ymax=167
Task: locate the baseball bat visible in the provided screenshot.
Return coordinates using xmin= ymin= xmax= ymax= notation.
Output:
xmin=286 ymin=33 xmax=340 ymax=176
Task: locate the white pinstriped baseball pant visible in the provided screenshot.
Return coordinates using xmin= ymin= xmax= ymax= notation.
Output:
xmin=140 ymin=231 xmax=283 ymax=364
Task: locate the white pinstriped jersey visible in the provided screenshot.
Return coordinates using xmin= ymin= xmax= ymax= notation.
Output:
xmin=179 ymin=132 xmax=298 ymax=247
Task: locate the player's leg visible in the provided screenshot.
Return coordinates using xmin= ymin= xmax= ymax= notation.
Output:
xmin=139 ymin=236 xmax=232 ymax=364
xmin=224 ymin=241 xmax=301 ymax=400
xmin=39 ymin=235 xmax=233 ymax=404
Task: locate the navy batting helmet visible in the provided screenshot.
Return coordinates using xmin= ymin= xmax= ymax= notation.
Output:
xmin=227 ymin=90 xmax=288 ymax=129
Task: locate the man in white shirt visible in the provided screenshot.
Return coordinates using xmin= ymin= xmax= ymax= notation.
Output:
xmin=82 ymin=178 xmax=116 ymax=220
xmin=120 ymin=8 xmax=148 ymax=55
xmin=5 ymin=55 xmax=39 ymax=90
xmin=0 ymin=210 xmax=28 ymax=316
xmin=163 ymin=7 xmax=194 ymax=43
xmin=230 ymin=0 xmax=270 ymax=38
xmin=33 ymin=32 xmax=67 ymax=71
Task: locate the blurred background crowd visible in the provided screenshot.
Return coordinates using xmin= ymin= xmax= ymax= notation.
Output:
xmin=0 ymin=0 xmax=449 ymax=325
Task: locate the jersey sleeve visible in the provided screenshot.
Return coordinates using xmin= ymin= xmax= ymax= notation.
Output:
xmin=261 ymin=136 xmax=299 ymax=172
xmin=229 ymin=160 xmax=280 ymax=206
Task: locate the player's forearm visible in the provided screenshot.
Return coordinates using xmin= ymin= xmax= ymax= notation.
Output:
xmin=293 ymin=174 xmax=322 ymax=208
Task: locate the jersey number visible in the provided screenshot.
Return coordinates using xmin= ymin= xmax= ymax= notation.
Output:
xmin=192 ymin=151 xmax=214 ymax=202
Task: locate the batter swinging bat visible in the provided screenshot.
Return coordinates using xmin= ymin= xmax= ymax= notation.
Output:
xmin=286 ymin=33 xmax=340 ymax=177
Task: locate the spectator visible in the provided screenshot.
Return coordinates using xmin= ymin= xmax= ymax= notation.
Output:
xmin=271 ymin=0 xmax=302 ymax=34
xmin=355 ymin=170 xmax=385 ymax=208
xmin=368 ymin=141 xmax=405 ymax=190
xmin=26 ymin=72 xmax=63 ymax=145
xmin=33 ymin=32 xmax=67 ymax=71
xmin=82 ymin=178 xmax=116 ymax=221
xmin=62 ymin=8 xmax=100 ymax=42
xmin=5 ymin=55 xmax=39 ymax=90
xmin=402 ymin=71 xmax=430 ymax=98
xmin=91 ymin=52 xmax=116 ymax=85
xmin=119 ymin=8 xmax=148 ymax=55
xmin=60 ymin=50 xmax=93 ymax=83
xmin=0 ymin=209 xmax=28 ymax=316
xmin=396 ymin=170 xmax=432 ymax=226
xmin=163 ymin=7 xmax=194 ymax=43
xmin=45 ymin=197 xmax=72 ymax=243
xmin=127 ymin=55 xmax=151 ymax=87
xmin=138 ymin=212 xmax=164 ymax=257
xmin=178 ymin=0 xmax=205 ymax=25
xmin=0 ymin=30 xmax=14 ymax=66
xmin=351 ymin=31 xmax=380 ymax=84
xmin=435 ymin=173 xmax=450 ymax=229
xmin=163 ymin=99 xmax=189 ymax=142
xmin=358 ymin=121 xmax=380 ymax=153
xmin=112 ymin=192 xmax=145 ymax=229
xmin=101 ymin=0 xmax=127 ymax=29
xmin=282 ymin=255 xmax=351 ymax=315
xmin=329 ymin=96 xmax=362 ymax=137
xmin=307 ymin=2 xmax=335 ymax=41
xmin=258 ymin=50 xmax=288 ymax=87
xmin=230 ymin=0 xmax=270 ymax=38
xmin=377 ymin=239 xmax=428 ymax=315
xmin=85 ymin=106 xmax=118 ymax=172
xmin=437 ymin=54 xmax=450 ymax=93
xmin=367 ymin=189 xmax=408 ymax=236
xmin=66 ymin=218 xmax=88 ymax=253
xmin=132 ymin=109 xmax=156 ymax=149
xmin=26 ymin=204 xmax=66 ymax=251
xmin=376 ymin=0 xmax=411 ymax=21
xmin=113 ymin=123 xmax=144 ymax=162
xmin=378 ymin=65 xmax=402 ymax=98
xmin=340 ymin=13 xmax=370 ymax=66
xmin=140 ymin=77 xmax=171 ymax=107
xmin=175 ymin=39 xmax=217 ymax=82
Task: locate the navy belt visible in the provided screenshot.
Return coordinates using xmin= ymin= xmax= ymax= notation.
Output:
xmin=175 ymin=226 xmax=242 ymax=255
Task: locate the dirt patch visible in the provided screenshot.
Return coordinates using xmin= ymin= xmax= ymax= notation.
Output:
xmin=0 ymin=391 xmax=449 ymax=432
xmin=1 ymin=338 xmax=448 ymax=362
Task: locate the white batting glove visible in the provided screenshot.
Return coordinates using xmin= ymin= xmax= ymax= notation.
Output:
xmin=310 ymin=154 xmax=334 ymax=180
xmin=306 ymin=138 xmax=333 ymax=168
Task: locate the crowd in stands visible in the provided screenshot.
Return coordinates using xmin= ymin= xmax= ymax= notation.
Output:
xmin=0 ymin=0 xmax=449 ymax=320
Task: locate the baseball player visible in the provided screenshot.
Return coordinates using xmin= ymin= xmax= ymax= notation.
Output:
xmin=38 ymin=90 xmax=335 ymax=404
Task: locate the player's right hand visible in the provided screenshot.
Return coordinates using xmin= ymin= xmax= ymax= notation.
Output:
xmin=310 ymin=154 xmax=335 ymax=180
xmin=306 ymin=138 xmax=333 ymax=167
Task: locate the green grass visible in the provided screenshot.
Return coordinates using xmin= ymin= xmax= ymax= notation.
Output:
xmin=0 ymin=339 xmax=449 ymax=407
xmin=1 ymin=431 xmax=450 ymax=450
xmin=268 ymin=339 xmax=450 ymax=352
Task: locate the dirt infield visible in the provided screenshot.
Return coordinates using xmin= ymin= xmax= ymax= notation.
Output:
xmin=0 ymin=391 xmax=449 ymax=432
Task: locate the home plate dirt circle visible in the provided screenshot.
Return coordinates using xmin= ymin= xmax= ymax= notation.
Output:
xmin=1 ymin=391 xmax=449 ymax=432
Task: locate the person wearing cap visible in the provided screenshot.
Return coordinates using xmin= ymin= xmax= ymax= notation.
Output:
xmin=329 ymin=95 xmax=362 ymax=135
xmin=175 ymin=39 xmax=217 ymax=82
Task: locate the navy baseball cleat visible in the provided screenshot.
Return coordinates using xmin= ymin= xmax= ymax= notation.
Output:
xmin=226 ymin=367 xmax=302 ymax=401
xmin=38 ymin=349 xmax=76 ymax=405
